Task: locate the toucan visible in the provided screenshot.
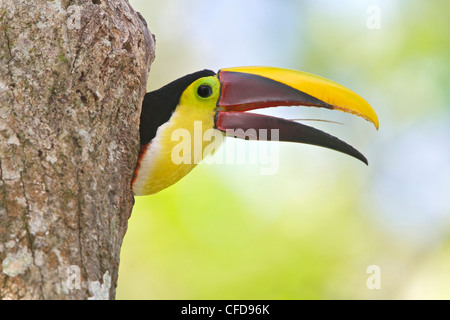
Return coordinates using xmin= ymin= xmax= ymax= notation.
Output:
xmin=132 ymin=66 xmax=378 ymax=196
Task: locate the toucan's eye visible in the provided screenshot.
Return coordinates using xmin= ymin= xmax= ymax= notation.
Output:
xmin=197 ymin=84 xmax=213 ymax=98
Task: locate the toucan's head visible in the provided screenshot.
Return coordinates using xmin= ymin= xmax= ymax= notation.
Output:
xmin=132 ymin=66 xmax=379 ymax=196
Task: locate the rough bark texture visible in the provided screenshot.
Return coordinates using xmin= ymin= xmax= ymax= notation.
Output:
xmin=0 ymin=0 xmax=155 ymax=299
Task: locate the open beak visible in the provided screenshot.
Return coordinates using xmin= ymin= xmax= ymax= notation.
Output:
xmin=214 ymin=66 xmax=379 ymax=165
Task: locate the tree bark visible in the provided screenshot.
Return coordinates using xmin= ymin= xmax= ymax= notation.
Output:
xmin=0 ymin=0 xmax=155 ymax=299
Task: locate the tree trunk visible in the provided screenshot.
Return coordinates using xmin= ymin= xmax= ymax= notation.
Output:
xmin=0 ymin=0 xmax=155 ymax=299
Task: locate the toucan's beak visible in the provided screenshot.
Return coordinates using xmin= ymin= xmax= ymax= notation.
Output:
xmin=214 ymin=66 xmax=379 ymax=165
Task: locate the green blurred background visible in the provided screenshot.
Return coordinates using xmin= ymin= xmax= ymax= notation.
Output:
xmin=117 ymin=0 xmax=450 ymax=299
